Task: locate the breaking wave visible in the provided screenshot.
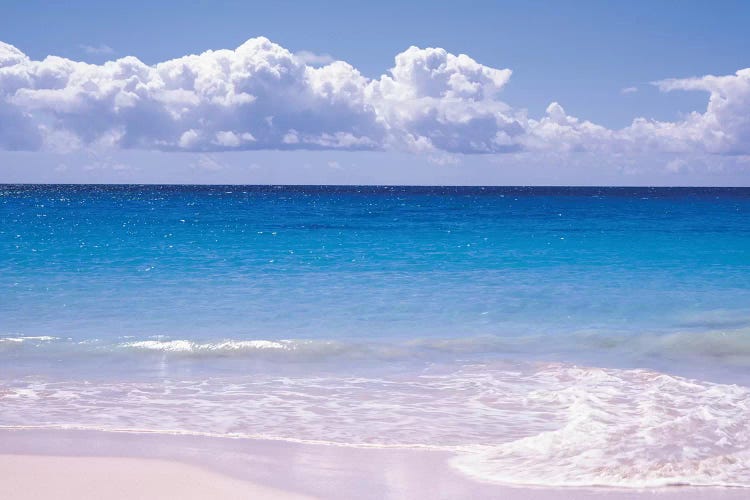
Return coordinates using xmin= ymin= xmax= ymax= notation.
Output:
xmin=0 ymin=336 xmax=58 ymax=343
xmin=123 ymin=339 xmax=293 ymax=352
xmin=5 ymin=327 xmax=750 ymax=367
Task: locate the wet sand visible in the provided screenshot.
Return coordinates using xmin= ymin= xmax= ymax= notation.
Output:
xmin=0 ymin=429 xmax=747 ymax=499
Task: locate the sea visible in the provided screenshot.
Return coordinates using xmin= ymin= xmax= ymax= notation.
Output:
xmin=1 ymin=184 xmax=750 ymax=488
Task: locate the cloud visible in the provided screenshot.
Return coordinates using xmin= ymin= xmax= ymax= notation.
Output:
xmin=647 ymin=69 xmax=750 ymax=154
xmin=294 ymin=50 xmax=335 ymax=66
xmin=79 ymin=44 xmax=115 ymax=56
xmin=621 ymin=86 xmax=638 ymax=94
xmin=525 ymin=71 xmax=750 ymax=156
xmin=0 ymin=38 xmax=749 ymax=159
xmin=192 ymin=154 xmax=224 ymax=171
xmin=523 ymin=102 xmax=614 ymax=153
xmin=665 ymin=158 xmax=689 ymax=173
xmin=366 ymin=45 xmax=517 ymax=153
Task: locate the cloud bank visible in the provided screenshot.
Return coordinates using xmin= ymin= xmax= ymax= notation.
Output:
xmin=0 ymin=37 xmax=748 ymax=156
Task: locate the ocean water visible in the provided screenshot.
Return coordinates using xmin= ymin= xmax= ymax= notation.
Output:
xmin=2 ymin=184 xmax=750 ymax=488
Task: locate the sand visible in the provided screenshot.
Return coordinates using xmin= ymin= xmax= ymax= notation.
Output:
xmin=0 ymin=429 xmax=748 ymax=499
xmin=0 ymin=455 xmax=312 ymax=500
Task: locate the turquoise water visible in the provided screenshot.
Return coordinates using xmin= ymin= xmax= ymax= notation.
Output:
xmin=2 ymin=185 xmax=750 ymax=487
xmin=2 ymin=185 xmax=749 ymax=376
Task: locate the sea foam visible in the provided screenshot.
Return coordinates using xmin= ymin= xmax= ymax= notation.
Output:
xmin=122 ymin=339 xmax=290 ymax=352
xmin=2 ymin=361 xmax=749 ymax=488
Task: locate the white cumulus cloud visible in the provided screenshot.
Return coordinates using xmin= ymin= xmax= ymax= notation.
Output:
xmin=0 ymin=38 xmax=749 ymax=158
xmin=294 ymin=50 xmax=335 ymax=66
xmin=645 ymin=69 xmax=750 ymax=154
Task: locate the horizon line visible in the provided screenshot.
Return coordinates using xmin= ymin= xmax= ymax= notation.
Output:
xmin=2 ymin=183 xmax=749 ymax=189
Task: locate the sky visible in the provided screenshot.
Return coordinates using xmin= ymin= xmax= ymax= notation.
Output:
xmin=1 ymin=0 xmax=749 ymax=185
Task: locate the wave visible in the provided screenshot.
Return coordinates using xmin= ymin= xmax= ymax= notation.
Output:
xmin=5 ymin=328 xmax=750 ymax=366
xmin=451 ymin=366 xmax=750 ymax=488
xmin=2 ymin=362 xmax=749 ymax=488
xmin=122 ymin=339 xmax=292 ymax=352
xmin=0 ymin=336 xmax=59 ymax=343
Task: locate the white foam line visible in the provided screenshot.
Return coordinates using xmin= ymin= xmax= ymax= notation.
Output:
xmin=0 ymin=336 xmax=58 ymax=343
xmin=449 ymin=457 xmax=750 ymax=490
xmin=0 ymin=424 xmax=462 ymax=452
xmin=127 ymin=339 xmax=290 ymax=352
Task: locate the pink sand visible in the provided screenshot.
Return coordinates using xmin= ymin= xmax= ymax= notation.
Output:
xmin=0 ymin=430 xmax=747 ymax=499
xmin=0 ymin=455 xmax=311 ymax=500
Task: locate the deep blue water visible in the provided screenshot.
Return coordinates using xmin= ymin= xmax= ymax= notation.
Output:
xmin=2 ymin=185 xmax=750 ymax=379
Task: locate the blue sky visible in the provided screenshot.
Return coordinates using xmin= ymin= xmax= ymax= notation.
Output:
xmin=1 ymin=0 xmax=750 ymax=185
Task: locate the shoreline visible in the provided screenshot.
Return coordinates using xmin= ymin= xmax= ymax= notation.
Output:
xmin=1 ymin=429 xmax=748 ymax=499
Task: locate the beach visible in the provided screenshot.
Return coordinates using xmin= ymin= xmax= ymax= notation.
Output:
xmin=0 ymin=455 xmax=309 ymax=500
xmin=2 ymin=429 xmax=749 ymax=500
